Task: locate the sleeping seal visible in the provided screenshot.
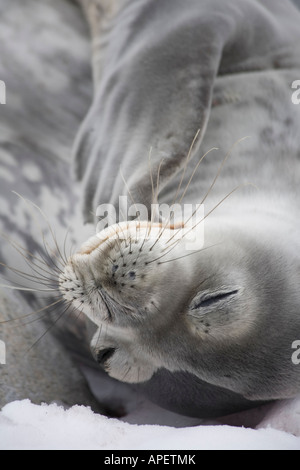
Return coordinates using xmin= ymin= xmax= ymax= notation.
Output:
xmin=58 ymin=0 xmax=300 ymax=417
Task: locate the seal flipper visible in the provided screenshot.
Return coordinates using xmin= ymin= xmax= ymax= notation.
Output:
xmin=73 ymin=0 xmax=300 ymax=223
xmin=136 ymin=369 xmax=268 ymax=420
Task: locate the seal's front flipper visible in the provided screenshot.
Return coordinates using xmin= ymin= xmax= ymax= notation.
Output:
xmin=73 ymin=0 xmax=300 ymax=224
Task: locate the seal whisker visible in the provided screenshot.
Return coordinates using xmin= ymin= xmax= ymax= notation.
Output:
xmin=4 ymin=243 xmax=61 ymax=285
xmin=120 ymin=364 xmax=132 ymax=382
xmin=3 ymin=295 xmax=67 ymax=327
xmin=146 ymin=131 xmax=201 ymax=248
xmin=154 ymin=157 xmax=165 ymax=207
xmin=115 ymin=221 xmax=131 ymax=250
xmin=15 ymin=302 xmax=67 ymax=327
xmin=0 ymin=230 xmax=61 ymax=277
xmin=132 ymin=219 xmax=138 ymax=245
xmin=95 ymin=242 xmax=116 ymax=265
xmin=148 ymin=156 xmax=165 ymax=237
xmin=0 ymin=298 xmax=64 ymax=324
xmin=200 ymin=136 xmax=250 ymax=207
xmin=12 ymin=192 xmax=67 ymax=271
xmin=132 ymin=220 xmax=151 ymax=266
xmin=0 ymin=261 xmax=58 ymax=288
xmin=164 ymin=137 xmax=251 ymax=248
xmin=120 ymin=167 xmax=141 ymax=225
xmin=177 ymin=183 xmax=257 ymax=245
xmin=178 ymin=146 xmax=219 ymax=204
xmin=21 ymin=254 xmax=60 ymax=285
xmin=25 ymin=300 xmax=73 ymax=354
xmin=94 ymin=322 xmax=103 ymax=355
xmin=162 ymin=138 xmax=252 ymax=247
xmin=40 ymin=234 xmax=65 ymax=272
xmin=157 ymin=244 xmax=220 ymax=265
xmin=98 ymin=290 xmax=113 ymax=321
xmin=109 ymin=222 xmax=128 ymax=254
xmin=62 ymin=227 xmax=72 ymax=265
xmin=0 ymin=283 xmax=57 ymax=292
xmin=148 ymin=146 xmax=217 ymax=252
xmin=165 ymin=182 xmax=255 ymax=247
xmin=170 ymin=128 xmax=201 ymax=207
xmin=148 ymin=146 xmax=155 ymax=206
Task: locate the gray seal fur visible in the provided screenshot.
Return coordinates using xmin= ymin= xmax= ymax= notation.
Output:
xmin=0 ymin=0 xmax=102 ymax=412
xmin=59 ymin=0 xmax=300 ymax=417
xmin=0 ymin=0 xmax=299 ymax=420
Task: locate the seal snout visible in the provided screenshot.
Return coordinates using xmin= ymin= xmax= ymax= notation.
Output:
xmin=59 ymin=220 xmax=187 ymax=322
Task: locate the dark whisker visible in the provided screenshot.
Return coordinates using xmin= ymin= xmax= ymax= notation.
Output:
xmin=12 ymin=191 xmax=67 ymax=271
xmin=121 ymin=364 xmax=132 ymax=382
xmin=26 ymin=300 xmax=73 ymax=354
xmin=0 ymin=262 xmax=58 ymax=288
xmin=115 ymin=221 xmax=130 ymax=250
xmin=120 ymin=167 xmax=142 ymax=225
xmin=178 ymin=147 xmax=219 ymax=204
xmin=0 ymin=231 xmax=61 ymax=277
xmin=148 ymin=146 xmax=155 ymax=206
xmin=12 ymin=296 xmax=66 ymax=327
xmin=14 ymin=248 xmax=60 ymax=284
xmin=41 ymin=236 xmax=65 ymax=272
xmin=0 ymin=282 xmax=57 ymax=293
xmin=28 ymin=198 xmax=69 ymax=270
xmin=132 ymin=221 xmax=150 ymax=266
xmin=147 ymin=147 xmax=217 ymax=252
xmin=170 ymin=183 xmax=256 ymax=246
xmin=63 ymin=228 xmax=72 ymax=265
xmin=157 ymin=244 xmax=220 ymax=265
xmin=0 ymin=298 xmax=64 ymax=324
xmin=199 ymin=136 xmax=249 ymax=207
xmin=170 ymin=128 xmax=201 ymax=207
xmin=154 ymin=157 xmax=165 ymax=205
xmin=110 ymin=222 xmax=127 ymax=254
xmin=95 ymin=241 xmax=115 ymax=265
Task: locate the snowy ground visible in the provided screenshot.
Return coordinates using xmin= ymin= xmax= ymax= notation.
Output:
xmin=0 ymin=399 xmax=300 ymax=450
xmin=0 ymin=0 xmax=300 ymax=453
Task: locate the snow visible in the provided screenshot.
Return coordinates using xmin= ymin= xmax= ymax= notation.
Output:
xmin=0 ymin=400 xmax=300 ymax=450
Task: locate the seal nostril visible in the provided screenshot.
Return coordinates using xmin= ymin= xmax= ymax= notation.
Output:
xmin=97 ymin=348 xmax=116 ymax=366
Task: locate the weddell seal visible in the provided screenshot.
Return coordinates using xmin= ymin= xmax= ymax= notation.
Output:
xmin=1 ymin=0 xmax=300 ymax=420
xmin=58 ymin=0 xmax=300 ymax=418
xmin=0 ymin=0 xmax=108 ymax=412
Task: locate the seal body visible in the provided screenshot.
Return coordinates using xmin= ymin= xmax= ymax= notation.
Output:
xmin=59 ymin=0 xmax=300 ymax=417
xmin=0 ymin=0 xmax=102 ymax=412
xmin=1 ymin=0 xmax=300 ymax=420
